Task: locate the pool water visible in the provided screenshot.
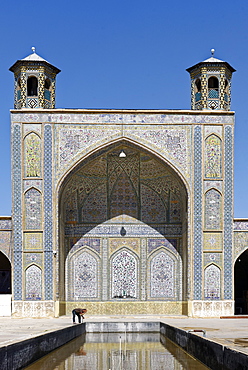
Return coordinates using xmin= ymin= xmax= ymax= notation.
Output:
xmin=25 ymin=332 xmax=209 ymax=369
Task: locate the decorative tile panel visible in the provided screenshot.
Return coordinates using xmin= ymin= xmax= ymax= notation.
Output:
xmin=25 ymin=264 xmax=42 ymax=300
xmin=24 ymin=232 xmax=43 ymax=250
xmin=109 ymin=238 xmax=140 ymax=256
xmin=204 ymin=189 xmax=222 ymax=229
xmin=205 ymin=134 xmax=222 ymax=178
xmin=203 ymin=233 xmax=222 ymax=251
xmin=24 ymin=132 xmax=41 ymax=177
xmin=193 ymin=126 xmax=203 ymax=299
xmin=24 ymin=188 xmax=42 ymax=230
xmin=12 ymin=123 xmax=22 ymax=300
xmin=204 ymin=264 xmax=221 ymax=299
xmin=150 ymin=251 xmax=174 ymax=298
xmin=44 ymin=125 xmax=53 ymax=300
xmin=111 ymin=250 xmax=137 ymax=298
xmin=73 ymin=251 xmax=98 ymax=299
xmin=224 ymin=126 xmax=233 ymax=299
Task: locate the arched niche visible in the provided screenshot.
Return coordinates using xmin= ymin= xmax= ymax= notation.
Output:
xmin=110 ymin=248 xmax=138 ymax=299
xmin=58 ymin=140 xmax=188 ymax=309
xmin=24 ymin=132 xmax=41 ymax=177
xmin=66 ymin=247 xmax=100 ymax=301
xmin=0 ymin=251 xmax=11 ymax=294
xmin=148 ymin=247 xmax=182 ymax=300
xmin=204 ymin=264 xmax=221 ymax=300
xmin=234 ymin=249 xmax=248 ymax=314
xmin=205 ymin=134 xmax=222 ymax=178
xmin=25 ymin=264 xmax=42 ymax=300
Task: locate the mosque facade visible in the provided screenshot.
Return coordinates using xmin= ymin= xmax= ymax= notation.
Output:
xmin=0 ymin=50 xmax=248 ymax=318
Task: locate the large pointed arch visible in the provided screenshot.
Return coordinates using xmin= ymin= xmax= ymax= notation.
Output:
xmin=57 ymin=139 xmax=189 ymax=314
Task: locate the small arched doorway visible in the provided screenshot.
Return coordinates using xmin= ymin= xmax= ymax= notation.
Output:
xmin=0 ymin=251 xmax=11 ymax=294
xmin=0 ymin=251 xmax=11 ymax=316
xmin=234 ymin=249 xmax=248 ymax=314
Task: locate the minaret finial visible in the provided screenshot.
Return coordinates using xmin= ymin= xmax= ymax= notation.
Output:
xmin=31 ymin=46 xmax=36 ymax=53
xmin=211 ymin=48 xmax=215 ymax=57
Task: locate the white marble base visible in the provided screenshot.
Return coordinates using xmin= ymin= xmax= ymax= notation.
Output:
xmin=0 ymin=294 xmax=11 ymax=316
xmin=12 ymin=301 xmax=55 ymax=318
xmin=191 ymin=300 xmax=234 ymax=317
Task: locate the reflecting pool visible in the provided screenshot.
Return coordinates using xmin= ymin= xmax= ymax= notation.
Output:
xmin=25 ymin=332 xmax=209 ymax=369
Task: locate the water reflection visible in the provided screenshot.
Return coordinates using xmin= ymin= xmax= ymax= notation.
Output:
xmin=25 ymin=332 xmax=209 ymax=369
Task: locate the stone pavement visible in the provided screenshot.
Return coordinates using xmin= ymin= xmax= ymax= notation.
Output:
xmin=1 ymin=315 xmax=248 ymax=356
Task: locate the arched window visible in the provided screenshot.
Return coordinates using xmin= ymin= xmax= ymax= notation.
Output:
xmin=44 ymin=78 xmax=51 ymax=101
xmin=224 ymin=79 xmax=229 ymax=102
xmin=17 ymin=78 xmax=21 ymax=101
xmin=204 ymin=264 xmax=220 ymax=299
xmin=208 ymin=77 xmax=219 ymax=99
xmin=195 ymin=79 xmax=201 ymax=102
xmin=27 ymin=76 xmax=38 ymax=96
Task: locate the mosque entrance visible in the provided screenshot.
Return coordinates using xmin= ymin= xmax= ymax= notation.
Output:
xmin=234 ymin=249 xmax=248 ymax=315
xmin=58 ymin=141 xmax=188 ymax=315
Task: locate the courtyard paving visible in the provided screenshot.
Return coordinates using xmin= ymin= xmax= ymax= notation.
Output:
xmin=0 ymin=315 xmax=248 ymax=356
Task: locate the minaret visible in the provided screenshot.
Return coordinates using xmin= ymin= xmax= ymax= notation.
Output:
xmin=9 ymin=47 xmax=61 ymax=109
xmin=186 ymin=49 xmax=236 ymax=110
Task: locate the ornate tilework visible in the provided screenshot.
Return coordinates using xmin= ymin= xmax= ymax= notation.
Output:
xmin=233 ymin=232 xmax=248 ymax=261
xmin=0 ymin=219 xmax=12 ymax=229
xmin=204 ymin=180 xmax=222 ymax=192
xmin=23 ymin=179 xmax=42 ymax=192
xmin=193 ymin=126 xmax=203 ymax=299
xmin=0 ymin=231 xmax=11 ymax=259
xmin=24 ymin=188 xmax=42 ymax=229
xmin=24 ymin=132 xmax=41 ymax=177
xmin=203 ymin=233 xmax=222 ymax=251
xmin=109 ymin=238 xmax=140 ymax=256
xmin=204 ymin=264 xmax=221 ymax=299
xmin=12 ymin=124 xmax=22 ymax=300
xmin=25 ymin=265 xmax=42 ymax=300
xmin=44 ymin=125 xmax=53 ymax=300
xmin=205 ymin=134 xmax=222 ymax=178
xmin=203 ymin=252 xmax=222 ymax=268
xmin=111 ymin=250 xmax=137 ymax=298
xmin=73 ymin=251 xmax=98 ymax=299
xmin=205 ymin=189 xmax=222 ymax=229
xmin=150 ymin=251 xmax=174 ymax=298
xmin=11 ymin=112 xmax=234 ymax=125
xmin=147 ymin=239 xmax=178 ymax=255
xmin=234 ymin=221 xmax=248 ymax=231
xmin=205 ymin=126 xmax=222 ymax=137
xmin=224 ymin=126 xmax=233 ymax=299
xmin=24 ymin=232 xmax=43 ymax=250
xmin=23 ymin=253 xmax=43 ymax=268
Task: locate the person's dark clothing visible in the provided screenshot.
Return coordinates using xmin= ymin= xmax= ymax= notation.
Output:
xmin=72 ymin=308 xmax=87 ymax=323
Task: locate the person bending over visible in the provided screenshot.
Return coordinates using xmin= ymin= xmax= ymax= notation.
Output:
xmin=72 ymin=308 xmax=87 ymax=324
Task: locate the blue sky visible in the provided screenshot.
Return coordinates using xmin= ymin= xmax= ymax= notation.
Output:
xmin=0 ymin=0 xmax=247 ymax=217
